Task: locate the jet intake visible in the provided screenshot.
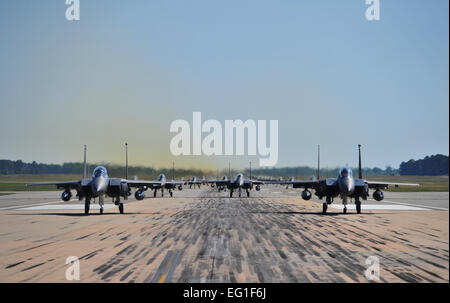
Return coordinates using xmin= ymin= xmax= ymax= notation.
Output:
xmin=178 ymin=185 xmax=183 ymax=191
xmin=120 ymin=182 xmax=130 ymax=197
xmin=255 ymin=185 xmax=261 ymax=191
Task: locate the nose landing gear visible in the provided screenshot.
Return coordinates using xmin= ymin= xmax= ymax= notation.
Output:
xmin=99 ymin=195 xmax=104 ymax=215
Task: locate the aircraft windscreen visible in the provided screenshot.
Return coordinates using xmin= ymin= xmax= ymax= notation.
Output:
xmin=93 ymin=166 xmax=107 ymax=178
xmin=339 ymin=167 xmax=352 ymax=177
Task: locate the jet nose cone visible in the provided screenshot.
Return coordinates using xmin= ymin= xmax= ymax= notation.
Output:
xmin=339 ymin=178 xmax=354 ymax=194
xmin=346 ymin=184 xmax=352 ymax=193
xmin=91 ymin=178 xmax=106 ymax=195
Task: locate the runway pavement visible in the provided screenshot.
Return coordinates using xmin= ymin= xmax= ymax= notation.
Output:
xmin=0 ymin=187 xmax=448 ymax=282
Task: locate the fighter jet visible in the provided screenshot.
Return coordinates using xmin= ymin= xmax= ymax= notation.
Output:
xmin=209 ymin=173 xmax=264 ymax=197
xmin=209 ymin=175 xmax=229 ymax=191
xmin=26 ymin=144 xmax=171 ymax=215
xmin=140 ymin=173 xmax=184 ymax=198
xmin=280 ymin=145 xmax=419 ymax=214
xmin=201 ymin=176 xmax=209 ymax=185
xmin=187 ymin=176 xmax=202 ymax=189
xmin=286 ymin=177 xmax=295 ymax=189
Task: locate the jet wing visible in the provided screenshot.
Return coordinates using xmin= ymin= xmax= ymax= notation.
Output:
xmin=365 ymin=180 xmax=420 ymax=189
xmin=265 ymin=179 xmax=320 ymax=188
xmin=126 ymin=180 xmax=163 ymax=188
xmin=260 ymin=180 xmax=282 ymax=184
xmin=249 ymin=180 xmax=264 ymax=185
xmin=26 ymin=180 xmax=81 ymax=189
xmin=209 ymin=180 xmax=231 ymax=186
xmin=165 ymin=181 xmax=185 ymax=185
xmin=290 ymin=180 xmax=321 ymax=189
xmin=161 ymin=180 xmax=185 ymax=189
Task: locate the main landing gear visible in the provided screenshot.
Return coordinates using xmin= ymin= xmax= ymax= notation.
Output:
xmin=115 ymin=197 xmax=124 ymax=214
xmin=321 ymin=196 xmax=362 ymax=215
xmin=322 ymin=202 xmax=327 ymax=214
xmin=322 ymin=196 xmax=332 ymax=214
xmin=355 ymin=199 xmax=361 ymax=214
xmin=85 ymin=197 xmax=90 ymax=215
xmin=84 ymin=196 xmax=124 ymax=215
xmin=229 ymin=188 xmax=249 ymax=198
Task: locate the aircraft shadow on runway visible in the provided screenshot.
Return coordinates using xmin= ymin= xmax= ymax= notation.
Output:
xmin=7 ymin=212 xmax=159 ymax=217
xmin=250 ymin=211 xmax=377 ymax=216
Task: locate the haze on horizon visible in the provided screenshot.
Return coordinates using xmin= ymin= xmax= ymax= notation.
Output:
xmin=0 ymin=1 xmax=448 ymax=170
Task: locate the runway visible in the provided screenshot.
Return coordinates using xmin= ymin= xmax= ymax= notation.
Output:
xmin=0 ymin=187 xmax=448 ymax=282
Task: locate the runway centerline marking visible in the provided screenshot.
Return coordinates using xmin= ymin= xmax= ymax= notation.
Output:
xmin=158 ymin=274 xmax=167 ymax=283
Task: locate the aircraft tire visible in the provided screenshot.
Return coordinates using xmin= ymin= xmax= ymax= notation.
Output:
xmin=356 ymin=201 xmax=361 ymax=214
xmin=343 ymin=207 xmax=347 ymax=214
xmin=100 ymin=208 xmax=103 ymax=214
xmin=119 ymin=203 xmax=124 ymax=214
xmin=322 ymin=203 xmax=327 ymax=214
xmin=170 ymin=191 xmax=173 ymax=197
xmin=247 ymin=191 xmax=250 ymax=198
xmin=85 ymin=199 xmax=90 ymax=215
xmin=153 ymin=190 xmax=157 ymax=198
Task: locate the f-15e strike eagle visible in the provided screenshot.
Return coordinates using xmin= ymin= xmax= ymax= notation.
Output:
xmin=26 ymin=144 xmax=185 ymax=215
xmin=208 ymin=173 xmax=264 ymax=197
xmin=279 ymin=145 xmax=419 ymax=214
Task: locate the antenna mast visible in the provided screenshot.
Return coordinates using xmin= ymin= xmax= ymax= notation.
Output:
xmin=317 ymin=144 xmax=320 ymax=180
xmin=358 ymin=144 xmax=362 ymax=179
xmin=172 ymin=161 xmax=175 ymax=180
xmin=83 ymin=145 xmax=87 ymax=179
xmin=125 ymin=142 xmax=129 ymax=180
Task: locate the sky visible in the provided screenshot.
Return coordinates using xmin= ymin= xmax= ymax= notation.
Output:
xmin=0 ymin=0 xmax=448 ymax=170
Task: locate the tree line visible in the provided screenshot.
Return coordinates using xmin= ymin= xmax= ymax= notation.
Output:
xmin=399 ymin=154 xmax=448 ymax=176
xmin=0 ymin=154 xmax=447 ymax=177
xmin=0 ymin=160 xmax=206 ymax=179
